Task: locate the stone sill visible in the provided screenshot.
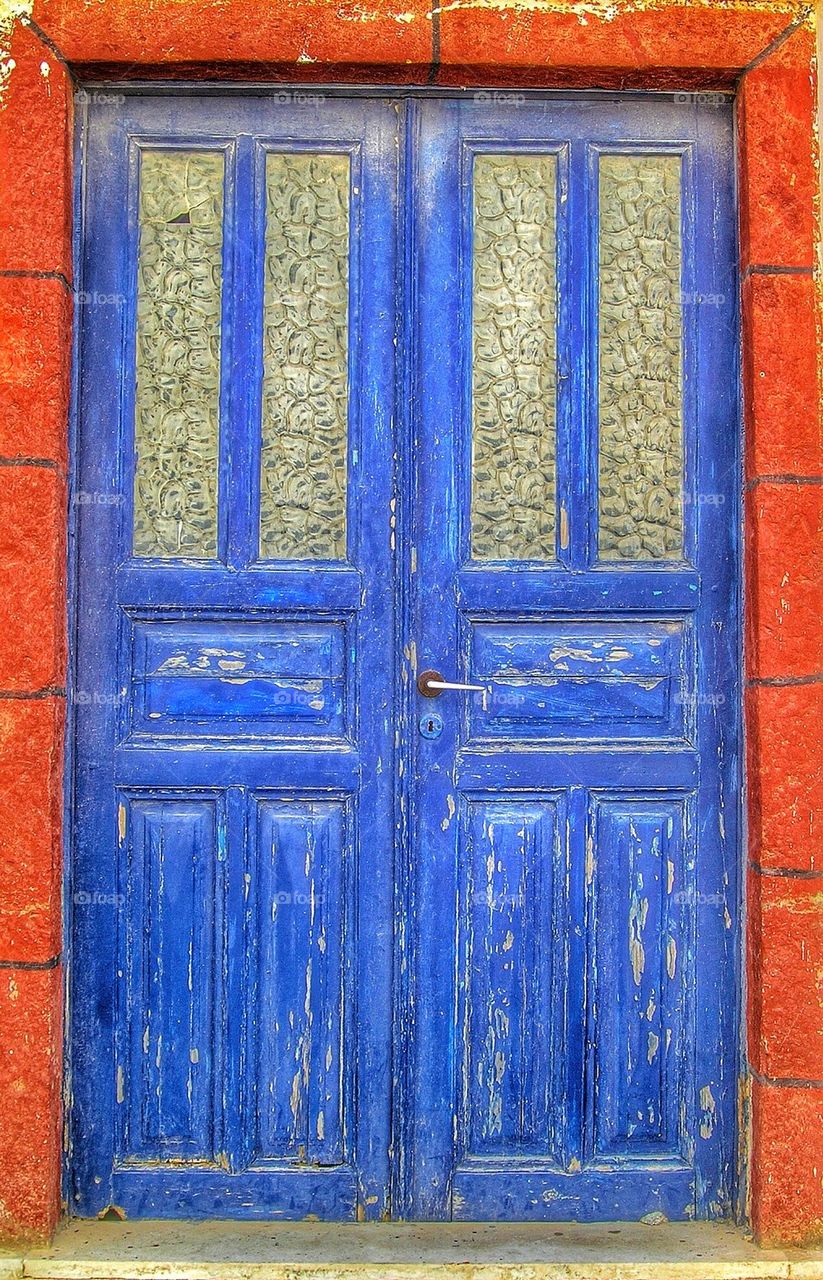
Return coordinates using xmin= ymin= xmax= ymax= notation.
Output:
xmin=2 ymin=1221 xmax=823 ymax=1280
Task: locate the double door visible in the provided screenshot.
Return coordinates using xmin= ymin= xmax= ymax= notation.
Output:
xmin=70 ymin=91 xmax=739 ymax=1221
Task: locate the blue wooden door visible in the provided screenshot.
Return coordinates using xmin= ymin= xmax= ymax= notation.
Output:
xmin=406 ymin=96 xmax=739 ymax=1221
xmin=70 ymin=94 xmax=400 ymax=1219
xmin=70 ymin=92 xmax=739 ymax=1223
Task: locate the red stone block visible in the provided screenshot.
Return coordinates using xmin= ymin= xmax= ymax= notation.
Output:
xmin=745 ymin=481 xmax=823 ymax=680
xmin=0 ymin=698 xmax=64 ymax=965
xmin=32 ymin=0 xmax=431 ymax=78
xmin=0 ymin=21 xmax=72 ymax=276
xmin=0 ymin=276 xmax=71 ymax=466
xmin=742 ymin=272 xmax=823 ymax=480
xmin=738 ymin=24 xmax=818 ymax=271
xmin=748 ymin=869 xmax=823 ymax=1079
xmin=437 ymin=6 xmax=796 ymax=86
xmin=0 ymin=965 xmax=62 ymax=1242
xmin=746 ymin=682 xmax=823 ymax=873
xmin=0 ymin=466 xmax=66 ymax=693
xmin=746 ymin=866 xmax=765 ymax=1058
xmin=751 ymin=1077 xmax=823 ymax=1246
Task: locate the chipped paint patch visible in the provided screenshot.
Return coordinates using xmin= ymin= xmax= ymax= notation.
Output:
xmin=334 ymin=3 xmax=420 ymax=21
xmin=666 ymin=935 xmax=677 ymax=980
xmin=700 ymin=1083 xmax=717 ymax=1139
xmin=438 ymin=0 xmax=807 ymax=21
xmin=0 ymin=1 xmax=32 ymax=98
xmin=629 ymin=889 xmax=649 ymax=986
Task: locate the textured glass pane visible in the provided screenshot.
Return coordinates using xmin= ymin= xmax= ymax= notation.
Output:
xmin=260 ymin=154 xmax=349 ymax=561
xmin=598 ymin=154 xmax=683 ymax=561
xmin=133 ymin=150 xmax=224 ymax=558
xmin=471 ymin=154 xmax=557 ymax=561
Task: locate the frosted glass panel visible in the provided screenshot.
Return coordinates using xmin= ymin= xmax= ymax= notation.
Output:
xmin=260 ymin=153 xmax=350 ymax=561
xmin=133 ymin=150 xmax=224 ymax=559
xmin=471 ymin=154 xmax=558 ymax=561
xmin=598 ymin=153 xmax=684 ymax=561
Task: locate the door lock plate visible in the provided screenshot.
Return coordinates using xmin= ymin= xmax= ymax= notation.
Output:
xmin=419 ymin=711 xmax=444 ymax=739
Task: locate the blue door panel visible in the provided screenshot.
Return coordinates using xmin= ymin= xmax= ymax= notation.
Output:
xmin=126 ymin=617 xmax=349 ymax=741
xmin=119 ymin=797 xmax=220 ymax=1164
xmin=252 ymin=798 xmax=348 ymax=1166
xmin=467 ymin=618 xmax=689 ymax=742
xmin=587 ymin=795 xmax=689 ymax=1162
xmin=407 ymin=95 xmax=739 ymax=1221
xmin=458 ymin=796 xmax=566 ymax=1162
xmin=70 ymin=93 xmax=399 ymax=1220
xmin=70 ymin=90 xmax=740 ymax=1223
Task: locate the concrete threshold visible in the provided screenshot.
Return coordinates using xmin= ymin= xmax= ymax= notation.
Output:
xmin=2 ymin=1220 xmax=823 ymax=1280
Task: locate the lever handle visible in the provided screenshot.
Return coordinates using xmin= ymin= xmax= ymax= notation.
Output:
xmin=417 ymin=669 xmax=488 ymax=698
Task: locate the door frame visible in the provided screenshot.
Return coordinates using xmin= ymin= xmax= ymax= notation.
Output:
xmin=65 ymin=85 xmax=743 ymax=1224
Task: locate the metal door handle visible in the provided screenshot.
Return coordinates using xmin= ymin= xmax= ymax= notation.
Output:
xmin=417 ymin=669 xmax=488 ymax=698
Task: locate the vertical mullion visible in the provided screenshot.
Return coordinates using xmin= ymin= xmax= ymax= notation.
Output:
xmin=223 ymin=134 xmax=257 ymax=570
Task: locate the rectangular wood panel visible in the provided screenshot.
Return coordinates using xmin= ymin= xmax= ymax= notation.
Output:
xmin=587 ymin=795 xmax=689 ymax=1162
xmin=468 ymin=620 xmax=688 ymax=743
xmin=119 ymin=795 xmax=221 ymax=1164
xmin=250 ymin=799 xmax=348 ymax=1166
xmin=126 ymin=616 xmax=349 ymax=741
xmin=458 ymin=797 xmax=566 ymax=1162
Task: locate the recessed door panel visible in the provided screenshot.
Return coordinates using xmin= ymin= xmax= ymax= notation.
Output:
xmin=586 ymin=795 xmax=689 ymax=1161
xmin=118 ymin=796 xmax=221 ymax=1164
xmin=251 ymin=798 xmax=349 ymax=1167
xmin=457 ymin=796 xmax=566 ymax=1163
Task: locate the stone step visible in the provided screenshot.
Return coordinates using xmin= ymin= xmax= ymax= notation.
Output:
xmin=2 ymin=1221 xmax=823 ymax=1280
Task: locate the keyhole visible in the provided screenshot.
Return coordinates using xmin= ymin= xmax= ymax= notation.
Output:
xmin=419 ymin=711 xmax=443 ymax=739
